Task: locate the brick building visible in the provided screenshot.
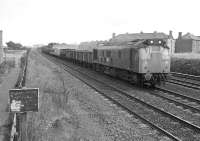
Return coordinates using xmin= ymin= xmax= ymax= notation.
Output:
xmin=109 ymin=31 xmax=175 ymax=54
xmin=175 ymin=32 xmax=200 ymax=53
xmin=0 ymin=30 xmax=3 ymax=64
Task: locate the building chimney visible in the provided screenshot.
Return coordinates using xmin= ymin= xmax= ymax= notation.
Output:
xmin=0 ymin=30 xmax=2 ymax=46
xmin=112 ymin=33 xmax=116 ymax=39
xmin=178 ymin=32 xmax=182 ymax=39
xmin=169 ymin=30 xmax=173 ymax=38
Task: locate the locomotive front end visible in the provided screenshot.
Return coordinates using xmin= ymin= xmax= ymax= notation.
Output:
xmin=139 ymin=39 xmax=170 ymax=85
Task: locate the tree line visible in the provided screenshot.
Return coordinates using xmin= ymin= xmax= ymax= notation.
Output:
xmin=6 ymin=41 xmax=27 ymax=50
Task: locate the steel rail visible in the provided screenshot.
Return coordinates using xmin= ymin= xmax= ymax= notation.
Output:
xmin=169 ymin=77 xmax=200 ymax=86
xmin=156 ymin=86 xmax=200 ymax=105
xmin=166 ymin=79 xmax=200 ymax=90
xmin=149 ymin=90 xmax=200 ymax=113
xmin=171 ymin=72 xmax=200 ymax=81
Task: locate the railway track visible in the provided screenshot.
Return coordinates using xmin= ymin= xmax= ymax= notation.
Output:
xmin=153 ymin=86 xmax=200 ymax=113
xmin=166 ymin=78 xmax=200 ymax=90
xmin=171 ymin=72 xmax=200 ymax=81
xmin=42 ymin=52 xmax=200 ymax=141
xmin=166 ymin=72 xmax=200 ymax=90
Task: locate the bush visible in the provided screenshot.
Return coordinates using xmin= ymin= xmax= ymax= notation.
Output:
xmin=171 ymin=57 xmax=200 ymax=75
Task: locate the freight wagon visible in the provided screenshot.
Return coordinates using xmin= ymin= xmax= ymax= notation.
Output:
xmin=75 ymin=50 xmax=93 ymax=67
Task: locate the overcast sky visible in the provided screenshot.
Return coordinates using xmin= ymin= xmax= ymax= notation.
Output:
xmin=1 ymin=0 xmax=200 ymax=46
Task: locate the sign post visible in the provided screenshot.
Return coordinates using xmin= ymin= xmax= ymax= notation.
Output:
xmin=9 ymin=88 xmax=39 ymax=141
xmin=9 ymin=88 xmax=39 ymax=112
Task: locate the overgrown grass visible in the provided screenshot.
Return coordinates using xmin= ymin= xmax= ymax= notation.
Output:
xmin=0 ymin=60 xmax=15 ymax=74
xmin=25 ymin=53 xmax=77 ymax=140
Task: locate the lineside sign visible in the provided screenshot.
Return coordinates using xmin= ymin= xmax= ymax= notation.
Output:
xmin=9 ymin=88 xmax=39 ymax=112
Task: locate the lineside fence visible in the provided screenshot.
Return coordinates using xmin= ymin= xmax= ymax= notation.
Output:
xmin=10 ymin=48 xmax=30 ymax=141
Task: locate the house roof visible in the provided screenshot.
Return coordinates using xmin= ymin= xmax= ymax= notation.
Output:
xmin=182 ymin=33 xmax=200 ymax=40
xmin=110 ymin=32 xmax=169 ymax=43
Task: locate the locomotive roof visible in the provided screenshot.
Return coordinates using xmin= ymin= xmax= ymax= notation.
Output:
xmin=96 ymin=39 xmax=169 ymax=50
xmin=96 ymin=40 xmax=143 ymax=50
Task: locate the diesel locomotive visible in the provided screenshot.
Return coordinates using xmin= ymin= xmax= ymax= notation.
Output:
xmin=93 ymin=39 xmax=170 ymax=86
xmin=42 ymin=38 xmax=170 ymax=86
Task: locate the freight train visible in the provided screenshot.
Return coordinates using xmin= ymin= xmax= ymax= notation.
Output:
xmin=41 ymin=39 xmax=170 ymax=87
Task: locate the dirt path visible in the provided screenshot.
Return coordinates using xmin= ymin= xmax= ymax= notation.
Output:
xmin=24 ymin=49 xmax=171 ymax=141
